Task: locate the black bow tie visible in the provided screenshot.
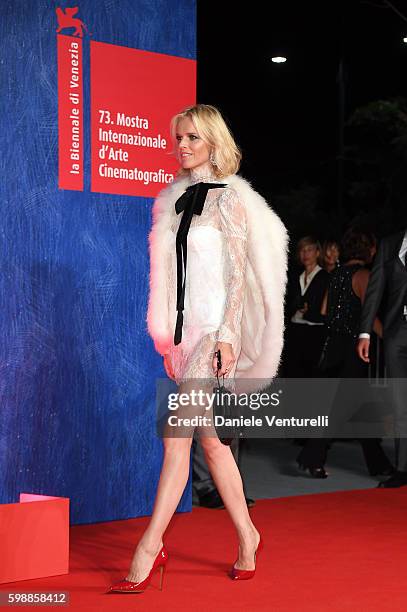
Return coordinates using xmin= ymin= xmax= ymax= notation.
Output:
xmin=173 ymin=181 xmax=226 ymax=345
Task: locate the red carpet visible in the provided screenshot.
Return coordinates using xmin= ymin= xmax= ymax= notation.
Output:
xmin=2 ymin=488 xmax=407 ymax=611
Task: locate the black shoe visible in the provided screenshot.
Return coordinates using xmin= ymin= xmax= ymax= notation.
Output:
xmin=377 ymin=471 xmax=407 ymax=488
xmin=298 ymin=463 xmax=328 ymax=479
xmin=198 ymin=490 xmax=225 ymax=509
xmin=198 ymin=490 xmax=255 ymax=509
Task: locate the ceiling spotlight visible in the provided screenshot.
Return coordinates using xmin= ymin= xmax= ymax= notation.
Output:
xmin=271 ymin=56 xmax=287 ymax=63
xmin=403 ymin=36 xmax=407 ymax=43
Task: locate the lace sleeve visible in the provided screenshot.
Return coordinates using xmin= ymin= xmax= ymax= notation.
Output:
xmin=217 ymin=187 xmax=248 ymax=346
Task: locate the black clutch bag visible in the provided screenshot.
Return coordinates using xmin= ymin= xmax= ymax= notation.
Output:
xmin=213 ymin=349 xmax=241 ymax=446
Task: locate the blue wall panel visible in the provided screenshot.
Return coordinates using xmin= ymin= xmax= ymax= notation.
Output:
xmin=0 ymin=0 xmax=195 ymax=524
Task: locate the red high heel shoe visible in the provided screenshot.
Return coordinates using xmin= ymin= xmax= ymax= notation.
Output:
xmin=108 ymin=545 xmax=168 ymax=594
xmin=229 ymin=538 xmax=263 ymax=581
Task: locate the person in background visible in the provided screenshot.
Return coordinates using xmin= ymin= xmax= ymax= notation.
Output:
xmin=358 ymin=226 xmax=407 ymax=488
xmin=297 ymin=228 xmax=394 ymax=478
xmin=283 ymin=236 xmax=330 ymax=378
xmin=321 ymin=239 xmax=340 ymax=273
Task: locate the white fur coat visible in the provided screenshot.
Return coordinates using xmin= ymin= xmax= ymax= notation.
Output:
xmin=146 ymin=173 xmax=289 ymax=388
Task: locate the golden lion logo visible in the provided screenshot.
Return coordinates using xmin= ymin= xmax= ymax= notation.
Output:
xmin=56 ymin=7 xmax=90 ymax=38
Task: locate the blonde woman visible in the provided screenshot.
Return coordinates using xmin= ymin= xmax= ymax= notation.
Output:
xmin=109 ymin=104 xmax=288 ymax=594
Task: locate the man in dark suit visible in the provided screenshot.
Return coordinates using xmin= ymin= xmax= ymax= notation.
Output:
xmin=358 ymin=229 xmax=407 ymax=487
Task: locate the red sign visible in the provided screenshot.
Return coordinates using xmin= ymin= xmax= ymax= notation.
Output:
xmin=57 ymin=35 xmax=84 ymax=191
xmin=90 ymin=41 xmax=196 ymax=198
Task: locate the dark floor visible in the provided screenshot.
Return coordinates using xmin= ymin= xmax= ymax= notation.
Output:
xmin=191 ymin=437 xmax=396 ymax=505
xmin=237 ymin=438 xmax=396 ymax=500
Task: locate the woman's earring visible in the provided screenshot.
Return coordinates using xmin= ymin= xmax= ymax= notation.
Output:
xmin=210 ymin=151 xmax=217 ymax=166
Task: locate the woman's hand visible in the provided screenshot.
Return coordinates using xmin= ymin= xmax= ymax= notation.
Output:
xmin=212 ymin=341 xmax=235 ymax=377
xmin=163 ymin=354 xmax=175 ymax=380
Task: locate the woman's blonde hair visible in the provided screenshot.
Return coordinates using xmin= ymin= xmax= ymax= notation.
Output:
xmin=170 ymin=104 xmax=242 ymax=178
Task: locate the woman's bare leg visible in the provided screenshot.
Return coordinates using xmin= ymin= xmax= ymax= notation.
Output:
xmin=199 ymin=434 xmax=260 ymax=570
xmin=126 ymin=379 xmax=201 ymax=583
xmin=126 ymin=435 xmax=192 ymax=582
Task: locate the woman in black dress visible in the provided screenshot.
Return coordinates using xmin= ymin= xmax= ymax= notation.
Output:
xmin=296 ymin=228 xmax=394 ymax=477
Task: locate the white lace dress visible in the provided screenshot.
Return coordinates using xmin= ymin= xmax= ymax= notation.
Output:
xmin=166 ymin=167 xmax=248 ymax=385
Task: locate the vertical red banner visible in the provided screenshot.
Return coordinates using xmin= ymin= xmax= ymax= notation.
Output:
xmin=57 ymin=35 xmax=83 ymax=191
